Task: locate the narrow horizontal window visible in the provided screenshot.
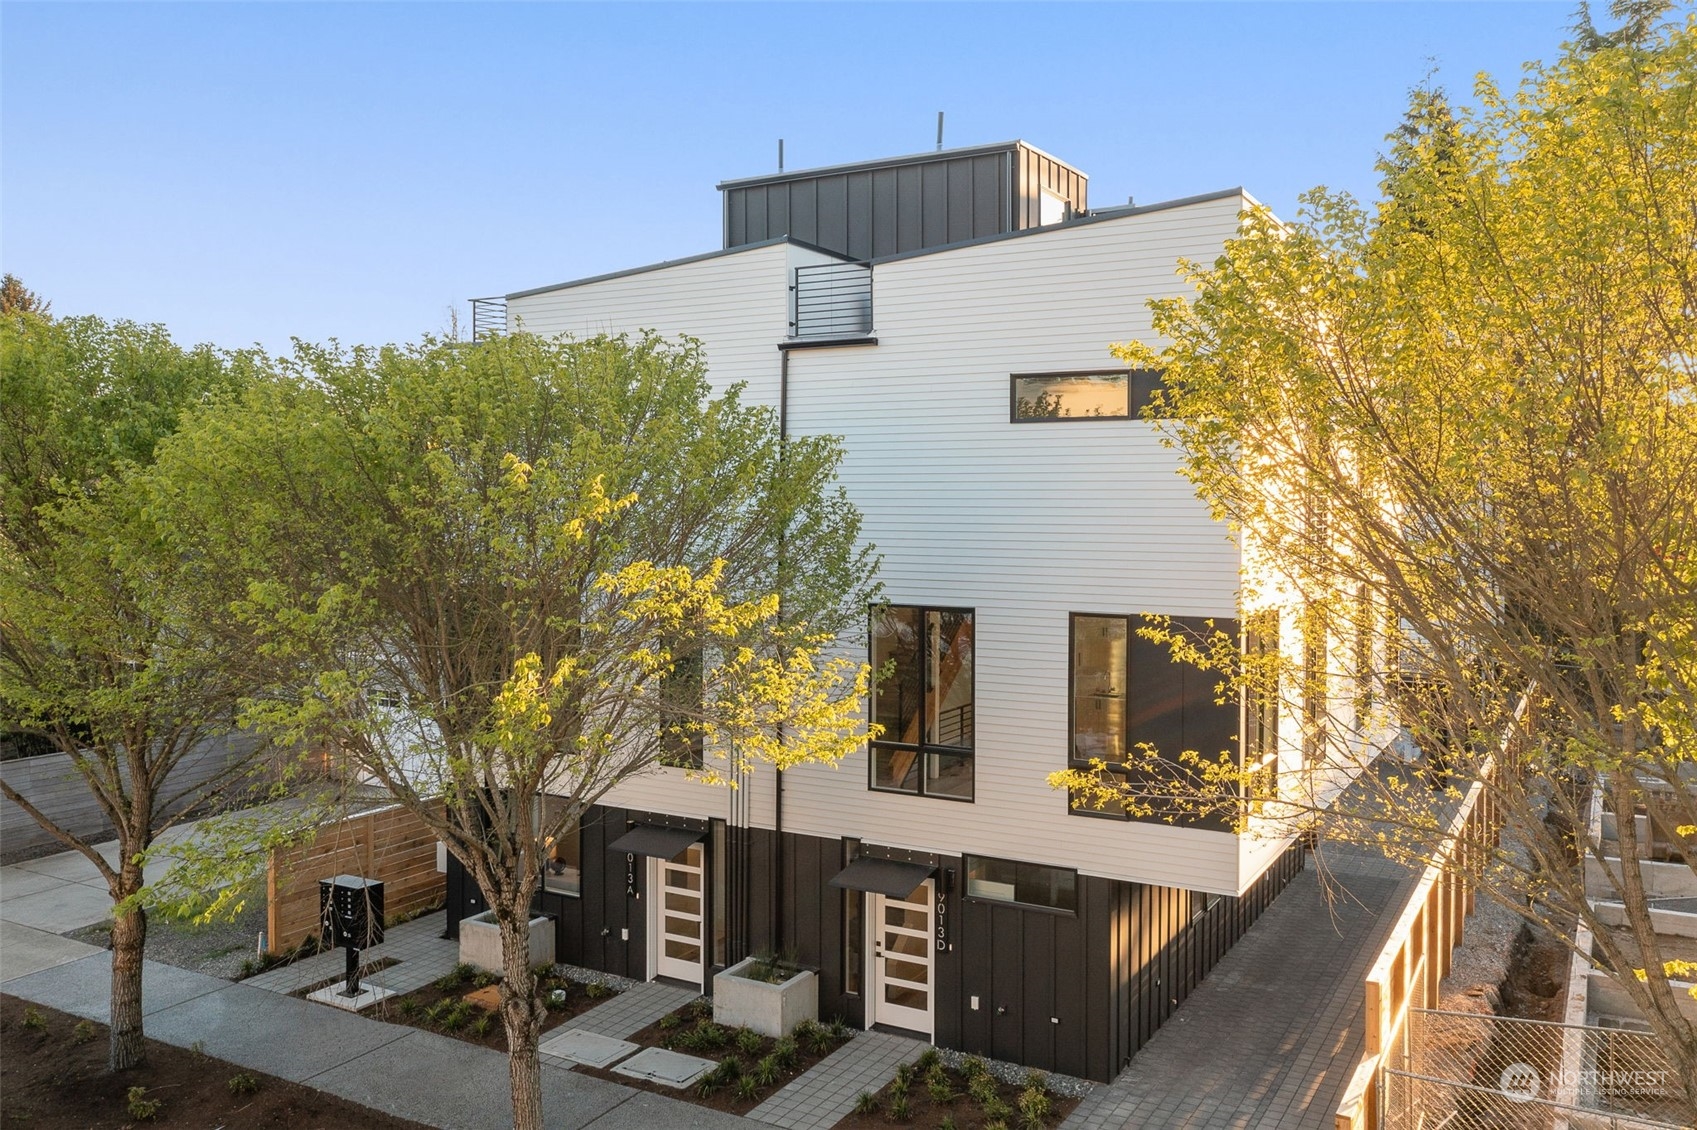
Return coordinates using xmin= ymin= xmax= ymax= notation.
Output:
xmin=963 ymin=855 xmax=1077 ymax=913
xmin=1011 ymin=371 xmax=1130 ymax=421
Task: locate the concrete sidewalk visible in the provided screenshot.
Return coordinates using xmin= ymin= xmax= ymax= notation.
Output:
xmin=2 ymin=952 xmax=748 ymax=1130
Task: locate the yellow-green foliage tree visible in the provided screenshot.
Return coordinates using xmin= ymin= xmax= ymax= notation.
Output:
xmin=1056 ymin=5 xmax=1697 ymax=1114
xmin=0 ymin=313 xmax=262 ymax=1070
xmin=159 ymin=331 xmax=879 ymax=1130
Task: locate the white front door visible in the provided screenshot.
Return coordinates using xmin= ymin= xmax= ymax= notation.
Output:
xmin=871 ymin=879 xmax=934 ymax=1035
xmin=650 ymin=843 xmax=705 ymax=986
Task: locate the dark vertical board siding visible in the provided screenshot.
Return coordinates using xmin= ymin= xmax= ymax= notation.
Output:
xmin=1022 ymin=913 xmax=1056 ymax=1071
xmin=727 ymin=189 xmax=746 ymax=247
xmin=958 ymin=894 xmax=994 ymax=1055
xmin=1054 ymin=899 xmax=1087 ymax=1078
xmin=817 ymin=176 xmax=848 ymax=258
xmin=871 ymin=169 xmax=898 ymax=258
xmin=990 ymin=905 xmax=1023 ymax=1063
xmin=845 ymin=172 xmax=872 ymax=260
xmin=768 ymin=188 xmax=790 ymax=240
xmin=792 ymin=182 xmax=817 ymax=246
xmin=921 ymin=163 xmax=948 ymax=248
xmin=895 ymin=165 xmax=923 ymax=252
xmin=932 ymin=855 xmax=963 ymax=1053
xmin=972 ymin=156 xmax=1004 ymax=238
xmin=945 ymin=159 xmax=975 ymax=244
xmin=745 ymin=186 xmax=768 ymax=244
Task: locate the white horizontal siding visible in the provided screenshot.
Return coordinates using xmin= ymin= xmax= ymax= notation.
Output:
xmin=504 ymin=196 xmax=1276 ymax=895
xmin=779 ymin=194 xmax=1251 ymax=895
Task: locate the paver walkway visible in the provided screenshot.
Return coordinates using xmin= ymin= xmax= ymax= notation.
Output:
xmin=565 ymin=979 xmax=701 ymax=1039
xmin=244 ymin=910 xmax=462 ymax=997
xmin=1061 ymin=840 xmax=1416 ymax=1130
xmin=748 ymin=1030 xmax=926 ymax=1130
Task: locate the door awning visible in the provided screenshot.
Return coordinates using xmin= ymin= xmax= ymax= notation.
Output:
xmin=608 ymin=824 xmax=705 ymax=860
xmin=828 ymin=857 xmax=934 ymax=899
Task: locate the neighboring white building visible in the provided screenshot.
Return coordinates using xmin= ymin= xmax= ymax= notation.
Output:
xmin=451 ymin=141 xmax=1309 ymax=1081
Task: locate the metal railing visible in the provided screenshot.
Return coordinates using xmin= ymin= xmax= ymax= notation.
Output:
xmin=470 ymin=296 xmax=507 ymax=342
xmin=1380 ymin=1008 xmax=1686 ymax=1130
xmin=792 ymin=262 xmax=872 ymax=338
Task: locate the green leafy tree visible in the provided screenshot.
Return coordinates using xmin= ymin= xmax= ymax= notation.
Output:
xmin=0 ymin=314 xmax=264 ymax=1070
xmin=1056 ymin=7 xmax=1697 ymax=1115
xmin=160 ymin=330 xmax=879 ymax=1130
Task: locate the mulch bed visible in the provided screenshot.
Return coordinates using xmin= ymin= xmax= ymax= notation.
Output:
xmin=0 ymin=994 xmax=428 ymax=1129
xmin=570 ymin=999 xmax=851 ymax=1115
xmin=370 ymin=962 xmax=619 ymax=1053
xmin=834 ymin=1051 xmax=1079 ymax=1130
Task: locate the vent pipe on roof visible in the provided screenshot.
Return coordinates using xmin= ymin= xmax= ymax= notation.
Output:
xmin=778 ymin=139 xmax=784 ymax=171
xmin=936 ymin=111 xmax=944 ymax=151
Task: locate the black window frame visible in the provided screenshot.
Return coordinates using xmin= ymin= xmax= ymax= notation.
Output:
xmin=868 ymin=603 xmax=976 ymax=802
xmin=962 ymin=853 xmax=1078 ymax=915
xmin=1008 ymin=369 xmax=1166 ymax=423
xmin=1065 ymin=611 xmax=1245 ymax=824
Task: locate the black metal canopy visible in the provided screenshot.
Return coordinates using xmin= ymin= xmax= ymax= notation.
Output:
xmin=827 ymin=856 xmax=934 ymax=899
xmin=607 ymin=824 xmax=704 ymax=860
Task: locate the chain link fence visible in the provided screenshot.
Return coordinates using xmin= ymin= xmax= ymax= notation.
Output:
xmin=1380 ymin=1008 xmax=1688 ymax=1130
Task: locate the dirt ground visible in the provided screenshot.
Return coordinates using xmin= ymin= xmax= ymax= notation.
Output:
xmin=373 ymin=963 xmax=616 ymax=1053
xmin=1500 ymin=923 xmax=1570 ymax=1023
xmin=834 ymin=1051 xmax=1079 ymax=1130
xmin=0 ymin=994 xmax=428 ymax=1130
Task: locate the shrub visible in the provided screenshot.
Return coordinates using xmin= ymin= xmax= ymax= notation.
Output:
xmin=826 ymin=1016 xmax=850 ymax=1041
xmin=688 ymin=995 xmax=712 ymax=1018
xmin=928 ymin=1075 xmax=955 ymax=1104
xmin=658 ymin=1011 xmax=682 ymax=1031
xmin=713 ymin=1057 xmax=741 ymax=1083
xmin=126 ymin=1085 xmax=161 ymax=1121
xmin=736 ymin=1026 xmax=764 ymax=1056
xmin=939 ymin=1117 xmax=958 ymax=1130
xmin=889 ymin=1076 xmax=909 ymax=1101
xmin=1018 ymin=1084 xmax=1053 ymax=1127
xmin=20 ymin=1007 xmax=45 ymax=1031
xmin=70 ymin=1020 xmax=96 ymax=1044
xmin=968 ymin=1071 xmax=1000 ymax=1105
xmin=227 ymin=1072 xmax=260 ymax=1096
xmin=584 ymin=980 xmax=612 ymax=1000
xmin=961 ymin=1055 xmax=989 ymax=1079
xmin=752 ymin=1054 xmax=782 ymax=1087
xmin=853 ymin=1090 xmax=879 ymax=1115
xmin=889 ymin=1092 xmax=912 ymax=1122
xmin=1023 ymin=1070 xmax=1050 ymax=1093
xmin=980 ymin=1096 xmax=1012 ymax=1122
xmin=771 ymin=1036 xmax=799 ymax=1069
xmin=916 ymin=1047 xmax=940 ymax=1071
xmin=983 ymin=1121 xmax=1009 ymax=1130
xmin=734 ymin=1074 xmax=761 ymax=1102
xmin=894 ymin=1062 xmax=916 ymax=1086
xmin=471 ymin=1013 xmax=495 ymax=1038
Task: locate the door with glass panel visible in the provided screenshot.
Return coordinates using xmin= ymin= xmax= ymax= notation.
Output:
xmin=651 ymin=843 xmax=705 ymax=986
xmin=871 ymin=880 xmax=934 ymax=1035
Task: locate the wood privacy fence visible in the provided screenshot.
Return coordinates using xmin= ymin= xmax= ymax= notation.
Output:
xmin=1334 ymin=697 xmax=1527 ymax=1130
xmin=266 ymin=802 xmax=443 ymax=954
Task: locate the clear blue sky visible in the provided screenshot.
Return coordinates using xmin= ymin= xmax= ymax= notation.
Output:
xmin=4 ymin=2 xmax=1576 ymax=353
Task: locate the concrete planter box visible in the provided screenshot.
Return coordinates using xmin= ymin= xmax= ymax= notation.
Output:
xmin=713 ymin=956 xmax=817 ymax=1038
xmin=458 ymin=911 xmax=552 ymax=975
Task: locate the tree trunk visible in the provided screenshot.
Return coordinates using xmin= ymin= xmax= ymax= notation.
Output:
xmin=497 ymin=900 xmax=545 ymax=1130
xmin=107 ymin=868 xmax=148 ymax=1071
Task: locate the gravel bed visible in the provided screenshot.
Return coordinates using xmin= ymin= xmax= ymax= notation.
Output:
xmin=933 ymin=1045 xmax=1094 ymax=1099
xmin=547 ymin=962 xmax=641 ymax=993
xmin=67 ymin=899 xmax=269 ymax=981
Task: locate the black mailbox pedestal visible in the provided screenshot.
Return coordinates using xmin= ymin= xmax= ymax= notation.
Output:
xmin=319 ymin=875 xmax=385 ymax=998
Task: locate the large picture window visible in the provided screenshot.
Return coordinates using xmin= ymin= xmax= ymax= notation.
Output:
xmin=870 ymin=605 xmax=974 ymax=800
xmin=1067 ymin=612 xmax=1241 ymax=821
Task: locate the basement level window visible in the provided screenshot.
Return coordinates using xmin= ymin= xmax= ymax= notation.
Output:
xmin=1010 ymin=369 xmax=1166 ymax=422
xmin=964 ymin=855 xmax=1077 ymax=914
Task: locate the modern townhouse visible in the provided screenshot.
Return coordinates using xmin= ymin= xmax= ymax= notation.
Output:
xmin=448 ymin=140 xmax=1309 ymax=1083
